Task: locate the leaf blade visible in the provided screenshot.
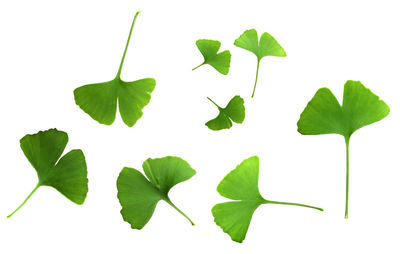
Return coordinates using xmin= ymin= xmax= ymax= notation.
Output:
xmin=212 ymin=156 xmax=322 ymax=242
xmin=342 ymin=80 xmax=390 ymax=135
xmin=142 ymin=156 xmax=196 ymax=194
xmin=118 ymin=78 xmax=156 ymax=127
xmin=205 ymin=112 xmax=233 ymax=130
xmin=207 ymin=50 xmax=231 ymax=75
xmin=117 ymin=156 xmax=196 ymax=229
xmin=194 ymin=39 xmax=231 ymax=74
xmin=259 ymin=32 xmax=286 ymax=58
xmin=20 ymin=128 xmax=68 ymax=181
xmin=297 ymin=87 xmax=345 ymax=135
xmin=196 ymin=39 xmax=221 ymax=60
xmin=224 ymin=96 xmax=245 ymax=124
xmin=74 ymin=12 xmax=156 ymax=127
xmin=234 ymin=29 xmax=259 ymax=57
xmin=47 ymin=149 xmax=88 ymax=205
xmin=117 ymin=167 xmax=163 ymax=229
xmin=213 ymin=156 xmax=265 ymax=242
xmin=206 ymin=96 xmax=245 ymax=131
xmin=217 ymin=156 xmax=263 ymax=201
xmin=234 ymin=29 xmax=286 ymax=97
xmin=74 ymin=81 xmax=118 ymax=125
xmin=9 ymin=129 xmax=88 ymax=218
xmin=212 ymin=201 xmax=262 ymax=243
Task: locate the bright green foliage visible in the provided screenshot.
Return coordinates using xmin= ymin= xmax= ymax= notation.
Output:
xmin=298 ymin=80 xmax=390 ymax=136
xmin=7 ymin=129 xmax=88 ymax=218
xmin=206 ymin=96 xmax=245 ymax=131
xmin=74 ymin=11 xmax=156 ymax=127
xmin=297 ymin=80 xmax=390 ymax=218
xmin=234 ymin=29 xmax=286 ymax=98
xmin=117 ymin=156 xmax=196 ymax=229
xmin=212 ymin=156 xmax=323 ymax=243
xmin=193 ymin=39 xmax=231 ymax=75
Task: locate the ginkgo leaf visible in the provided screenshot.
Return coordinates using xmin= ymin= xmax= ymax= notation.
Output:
xmin=117 ymin=156 xmax=196 ymax=229
xmin=297 ymin=80 xmax=390 ymax=218
xmin=74 ymin=11 xmax=156 ymax=127
xmin=205 ymin=96 xmax=245 ymax=131
xmin=234 ymin=29 xmax=286 ymax=98
xmin=212 ymin=156 xmax=322 ymax=243
xmin=7 ymin=129 xmax=88 ymax=218
xmin=193 ymin=39 xmax=231 ymax=75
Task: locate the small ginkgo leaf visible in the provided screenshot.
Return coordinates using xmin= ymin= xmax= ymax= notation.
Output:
xmin=193 ymin=39 xmax=231 ymax=75
xmin=74 ymin=11 xmax=156 ymax=127
xmin=212 ymin=156 xmax=322 ymax=243
xmin=205 ymin=96 xmax=245 ymax=131
xmin=297 ymin=80 xmax=390 ymax=218
xmin=117 ymin=156 xmax=196 ymax=229
xmin=234 ymin=29 xmax=286 ymax=98
xmin=7 ymin=129 xmax=88 ymax=218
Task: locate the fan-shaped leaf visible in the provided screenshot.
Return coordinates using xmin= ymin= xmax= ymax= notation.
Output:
xmin=193 ymin=39 xmax=231 ymax=75
xmin=297 ymin=80 xmax=389 ymax=218
xmin=234 ymin=29 xmax=286 ymax=97
xmin=7 ymin=129 xmax=88 ymax=218
xmin=117 ymin=156 xmax=196 ymax=229
xmin=212 ymin=156 xmax=322 ymax=243
xmin=74 ymin=11 xmax=156 ymax=127
xmin=206 ymin=96 xmax=245 ymax=131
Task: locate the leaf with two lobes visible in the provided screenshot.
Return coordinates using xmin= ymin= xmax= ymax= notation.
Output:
xmin=234 ymin=29 xmax=286 ymax=98
xmin=206 ymin=96 xmax=245 ymax=131
xmin=212 ymin=156 xmax=322 ymax=243
xmin=193 ymin=39 xmax=231 ymax=75
xmin=117 ymin=156 xmax=196 ymax=229
xmin=297 ymin=80 xmax=390 ymax=218
xmin=7 ymin=129 xmax=88 ymax=218
xmin=74 ymin=11 xmax=156 ymax=127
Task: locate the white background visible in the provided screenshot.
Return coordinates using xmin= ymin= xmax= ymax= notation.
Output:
xmin=1 ymin=0 xmax=400 ymax=253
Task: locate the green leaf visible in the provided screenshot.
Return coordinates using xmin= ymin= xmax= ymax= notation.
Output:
xmin=297 ymin=87 xmax=344 ymax=136
xmin=7 ymin=129 xmax=88 ymax=218
xmin=193 ymin=39 xmax=231 ymax=75
xmin=74 ymin=11 xmax=156 ymax=127
xmin=205 ymin=96 xmax=245 ymax=131
xmin=212 ymin=156 xmax=322 ymax=243
xmin=234 ymin=29 xmax=286 ymax=98
xmin=117 ymin=156 xmax=196 ymax=229
xmin=297 ymin=80 xmax=390 ymax=218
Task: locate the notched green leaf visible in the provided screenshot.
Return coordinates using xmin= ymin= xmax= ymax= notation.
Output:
xmin=206 ymin=96 xmax=245 ymax=131
xmin=297 ymin=80 xmax=389 ymax=218
xmin=74 ymin=11 xmax=156 ymax=127
xmin=212 ymin=156 xmax=322 ymax=243
xmin=117 ymin=156 xmax=196 ymax=229
xmin=297 ymin=80 xmax=390 ymax=137
xmin=234 ymin=29 xmax=286 ymax=97
xmin=7 ymin=128 xmax=88 ymax=218
xmin=193 ymin=39 xmax=231 ymax=75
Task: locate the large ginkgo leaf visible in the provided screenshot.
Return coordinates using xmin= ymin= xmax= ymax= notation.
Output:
xmin=212 ymin=156 xmax=322 ymax=243
xmin=7 ymin=129 xmax=88 ymax=218
xmin=74 ymin=11 xmax=156 ymax=127
xmin=117 ymin=156 xmax=196 ymax=229
xmin=297 ymin=80 xmax=389 ymax=218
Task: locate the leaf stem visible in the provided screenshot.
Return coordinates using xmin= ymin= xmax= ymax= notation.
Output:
xmin=207 ymin=97 xmax=221 ymax=109
xmin=251 ymin=60 xmax=260 ymax=98
xmin=345 ymin=136 xmax=350 ymax=219
xmin=266 ymin=199 xmax=323 ymax=212
xmin=192 ymin=63 xmax=204 ymax=71
xmin=116 ymin=11 xmax=141 ymax=78
xmin=7 ymin=184 xmax=40 ymax=218
xmin=165 ymin=198 xmax=195 ymax=226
